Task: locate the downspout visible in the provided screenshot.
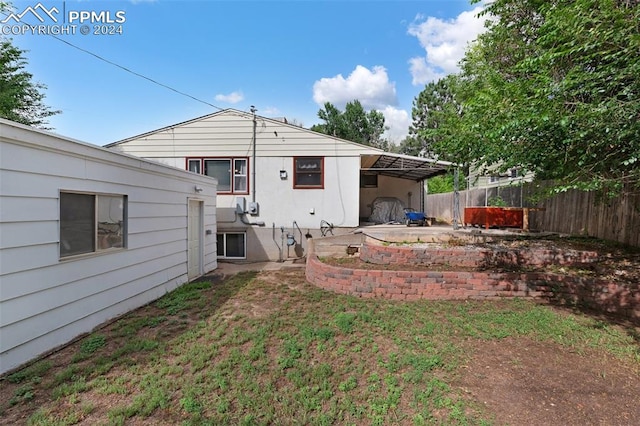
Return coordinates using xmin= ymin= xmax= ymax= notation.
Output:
xmin=273 ymin=223 xmax=283 ymax=262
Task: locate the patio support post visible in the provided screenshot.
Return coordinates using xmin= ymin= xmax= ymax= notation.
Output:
xmin=453 ymin=167 xmax=460 ymax=230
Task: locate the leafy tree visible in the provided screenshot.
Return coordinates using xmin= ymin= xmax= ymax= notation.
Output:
xmin=457 ymin=0 xmax=640 ymax=196
xmin=311 ymin=102 xmax=342 ymax=138
xmin=426 ymin=173 xmax=468 ymax=194
xmin=311 ymin=100 xmax=390 ymax=150
xmin=411 ymin=0 xmax=639 ymax=197
xmin=0 ymin=32 xmax=59 ymax=127
xmin=401 ymin=73 xmax=473 ymax=193
xmin=397 ymin=135 xmax=420 ymax=157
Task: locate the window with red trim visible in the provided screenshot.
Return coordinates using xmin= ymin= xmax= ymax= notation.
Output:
xmin=186 ymin=157 xmax=248 ymax=194
xmin=294 ymin=157 xmax=324 ymax=189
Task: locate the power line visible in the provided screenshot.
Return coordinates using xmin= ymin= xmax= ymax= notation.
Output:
xmin=0 ymin=8 xmax=225 ymax=111
xmin=48 ymin=34 xmax=224 ymax=111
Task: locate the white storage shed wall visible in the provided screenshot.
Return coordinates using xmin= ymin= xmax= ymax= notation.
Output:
xmin=0 ymin=120 xmax=217 ymax=374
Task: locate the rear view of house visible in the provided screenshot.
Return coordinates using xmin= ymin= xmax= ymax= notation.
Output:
xmin=0 ymin=119 xmax=217 ymax=374
xmin=107 ymin=109 xmax=451 ymax=262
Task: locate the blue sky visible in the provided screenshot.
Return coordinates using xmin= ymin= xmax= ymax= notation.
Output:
xmin=4 ymin=0 xmax=489 ymax=146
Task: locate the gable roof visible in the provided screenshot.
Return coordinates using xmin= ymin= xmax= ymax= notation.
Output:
xmin=105 ymin=108 xmax=455 ymax=181
xmin=105 ymin=108 xmax=383 ymax=153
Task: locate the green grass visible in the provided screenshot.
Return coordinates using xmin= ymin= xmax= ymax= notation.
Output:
xmin=2 ymin=270 xmax=638 ymax=425
xmin=6 ymin=361 xmax=52 ymax=384
xmin=154 ymin=280 xmax=212 ymax=314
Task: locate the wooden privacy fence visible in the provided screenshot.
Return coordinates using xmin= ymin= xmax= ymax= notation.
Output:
xmin=425 ymin=184 xmax=640 ymax=248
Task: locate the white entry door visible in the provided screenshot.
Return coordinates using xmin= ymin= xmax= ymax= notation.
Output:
xmin=187 ymin=199 xmax=203 ymax=280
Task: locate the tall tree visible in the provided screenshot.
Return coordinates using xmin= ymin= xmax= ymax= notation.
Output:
xmin=473 ymin=0 xmax=638 ymax=195
xmin=401 ymin=74 xmax=464 ymax=160
xmin=311 ymin=100 xmax=389 ymax=150
xmin=0 ymin=35 xmax=59 ymax=128
xmin=416 ymin=0 xmax=640 ymax=196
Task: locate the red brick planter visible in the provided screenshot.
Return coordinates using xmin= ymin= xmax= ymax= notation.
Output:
xmin=305 ymin=253 xmax=639 ymax=320
xmin=306 ymin=255 xmax=548 ymax=300
xmin=360 ymin=242 xmax=600 ymax=269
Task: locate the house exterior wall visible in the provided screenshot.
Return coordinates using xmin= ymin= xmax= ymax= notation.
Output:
xmin=467 ymin=163 xmax=534 ymax=190
xmin=0 ymin=120 xmax=217 ymax=375
xmin=214 ymin=155 xmax=363 ymax=262
xmin=108 ymin=110 xmax=385 ymax=262
xmin=215 ymin=156 xmax=362 ymax=228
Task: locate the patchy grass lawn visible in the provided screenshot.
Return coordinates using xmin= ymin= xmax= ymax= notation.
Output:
xmin=1 ymin=269 xmax=639 ymax=425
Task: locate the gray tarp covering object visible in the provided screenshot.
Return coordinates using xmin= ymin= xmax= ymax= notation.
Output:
xmin=368 ymin=197 xmax=406 ymax=224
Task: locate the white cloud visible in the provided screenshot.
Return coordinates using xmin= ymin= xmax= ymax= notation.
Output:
xmin=214 ymin=91 xmax=244 ymax=104
xmin=408 ymin=6 xmax=489 ymax=85
xmin=312 ymin=66 xmax=412 ymax=143
xmin=261 ymin=106 xmax=281 ymax=116
xmin=381 ymin=106 xmax=411 ymax=144
xmin=312 ymin=65 xmax=397 ymax=109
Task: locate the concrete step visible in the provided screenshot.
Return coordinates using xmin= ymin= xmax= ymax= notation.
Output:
xmin=309 ymin=232 xmax=364 ymax=257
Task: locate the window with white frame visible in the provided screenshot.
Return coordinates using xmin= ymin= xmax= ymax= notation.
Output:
xmin=233 ymin=159 xmax=247 ymax=193
xmin=60 ymin=192 xmax=127 ymax=258
xmin=216 ymin=232 xmax=246 ymax=259
xmin=294 ymin=157 xmax=324 ymax=189
xmin=187 ymin=157 xmax=248 ymax=194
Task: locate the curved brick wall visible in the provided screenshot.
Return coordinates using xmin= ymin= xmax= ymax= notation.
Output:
xmin=360 ymin=240 xmax=600 ymax=269
xmin=305 ymin=254 xmax=639 ymax=320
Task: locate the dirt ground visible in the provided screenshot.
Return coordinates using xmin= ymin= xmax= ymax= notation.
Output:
xmin=457 ymin=336 xmax=640 ymax=425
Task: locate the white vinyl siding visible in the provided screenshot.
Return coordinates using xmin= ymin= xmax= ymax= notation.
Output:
xmin=109 ymin=110 xmax=381 ymax=159
xmin=0 ymin=119 xmax=218 ymax=374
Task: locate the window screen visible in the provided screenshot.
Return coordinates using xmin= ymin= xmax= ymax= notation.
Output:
xmin=60 ymin=192 xmax=126 ymax=258
xmin=205 ymin=159 xmax=232 ymax=192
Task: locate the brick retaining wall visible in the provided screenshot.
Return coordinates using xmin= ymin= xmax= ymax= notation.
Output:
xmin=360 ymin=241 xmax=600 ymax=269
xmin=305 ymin=254 xmax=639 ymax=320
